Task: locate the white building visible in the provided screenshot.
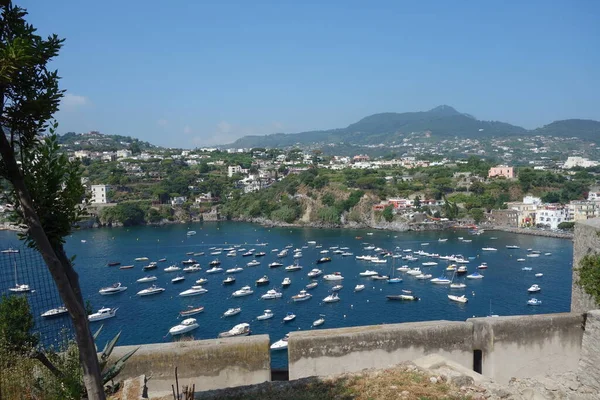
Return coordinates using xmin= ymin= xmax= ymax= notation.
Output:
xmin=523 ymin=195 xmax=542 ymax=206
xmin=170 ymin=196 xmax=187 ymax=206
xmin=91 ymin=185 xmax=110 ymax=204
xmin=116 ymin=149 xmax=132 ymax=159
xmin=563 ymin=157 xmax=599 ymax=169
xmin=588 ymin=187 xmax=600 ymax=202
xmin=535 ymin=206 xmax=567 ymax=229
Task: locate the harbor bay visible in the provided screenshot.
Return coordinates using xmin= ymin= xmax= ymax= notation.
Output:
xmin=0 ymin=222 xmax=573 ymax=368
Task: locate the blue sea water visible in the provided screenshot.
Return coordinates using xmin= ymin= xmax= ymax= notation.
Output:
xmin=0 ymin=222 xmax=573 ymax=368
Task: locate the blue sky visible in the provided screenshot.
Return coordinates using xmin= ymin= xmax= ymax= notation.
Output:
xmin=20 ymin=0 xmax=600 ymax=148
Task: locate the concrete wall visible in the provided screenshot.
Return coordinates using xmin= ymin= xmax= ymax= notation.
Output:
xmin=109 ymin=335 xmax=270 ymax=396
xmin=288 ymin=321 xmax=474 ymax=380
xmin=470 ymin=313 xmax=584 ymax=384
xmin=572 ymin=219 xmax=600 ymax=313
xmin=578 ymin=310 xmax=600 ymax=391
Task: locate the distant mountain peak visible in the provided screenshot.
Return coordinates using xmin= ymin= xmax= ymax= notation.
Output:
xmin=428 ymin=105 xmax=461 ymax=115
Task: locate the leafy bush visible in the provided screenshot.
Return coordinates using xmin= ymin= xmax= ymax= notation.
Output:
xmin=270 ymin=205 xmax=300 ymax=223
xmin=382 ymin=205 xmax=394 ymax=222
xmin=557 ymin=221 xmax=575 ymax=231
xmin=317 ymin=206 xmax=341 ymax=224
xmin=321 ymin=193 xmax=336 ymax=207
xmin=575 ymin=254 xmax=600 ymax=305
xmin=0 ymin=294 xmax=38 ymax=353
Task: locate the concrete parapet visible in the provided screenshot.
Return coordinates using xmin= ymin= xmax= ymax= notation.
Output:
xmin=572 ymin=219 xmax=600 ymax=313
xmin=578 ymin=309 xmax=600 ymax=391
xmin=288 ymin=320 xmax=474 ymax=380
xmin=109 ymin=335 xmax=270 ymax=396
xmin=469 ymin=313 xmax=584 ymax=384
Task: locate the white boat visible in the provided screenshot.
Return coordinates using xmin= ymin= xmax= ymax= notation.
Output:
xmin=535 ymin=273 xmax=544 ymax=277
xmin=225 ymin=267 xmax=244 ymax=274
xmin=323 ymin=272 xmax=344 ymax=281
xmin=307 ymin=241 xmax=317 ymax=245
xmin=466 ymin=272 xmax=484 ymax=279
xmin=247 ymin=260 xmax=261 ymax=267
xmin=457 ymin=265 xmax=468 ymax=274
xmin=99 ymin=282 xmax=127 ymax=295
xmin=438 ymin=238 xmax=448 ymax=242
xmin=406 ymin=268 xmax=422 ymax=276
xmin=506 ymin=245 xmax=520 ymax=249
xmin=195 ymin=278 xmax=208 ymax=285
xmin=522 ymin=267 xmax=533 ymax=271
xmin=232 ymin=286 xmax=254 ymax=297
xmin=137 ymin=285 xmax=166 ymax=296
xmin=270 ymin=333 xmax=289 ymax=350
xmin=422 ymin=262 xmax=438 ymax=266
xmin=527 ymin=284 xmax=541 ymax=293
xmin=307 ymin=268 xmax=323 ymax=278
xmin=179 ymin=286 xmax=207 ymax=297
xmin=371 ymin=258 xmax=387 ymax=264
xmin=477 ymin=263 xmax=488 ymax=270
xmin=211 ymin=251 xmax=222 ymax=256
xmin=41 ymin=306 xmax=68 ymax=318
xmin=186 ymin=231 xmax=197 ymax=236
xmin=261 ymin=289 xmax=282 ymax=300
xmin=164 ymin=265 xmax=181 ymax=272
xmin=226 ymin=251 xmax=237 ymax=257
xmin=88 ymin=307 xmax=117 ymax=322
xmin=206 ymin=266 xmax=223 ymax=274
xmin=169 ymin=318 xmax=199 ymax=335
xmin=282 ymin=277 xmax=291 ymax=287
xmin=285 ymin=264 xmax=302 ymax=272
xmin=1 ymin=248 xmax=19 ymax=254
xmin=354 ymin=284 xmax=365 ymax=292
xmin=527 ymin=298 xmax=542 ymax=306
xmin=359 ymin=270 xmax=378 ymax=277
xmin=8 ymin=263 xmax=31 ymax=293
xmin=172 ymin=276 xmax=185 ymax=284
xmin=291 ymin=290 xmax=312 ymax=302
xmin=341 ymin=252 xmax=354 ymax=256
xmin=218 ymin=323 xmax=251 ymax=338
xmin=387 ymin=294 xmax=419 ymax=301
xmin=257 ymin=309 xmax=274 ymax=320
xmin=322 ymin=293 xmax=340 ymax=303
xmin=283 ymin=312 xmax=296 ymax=322
xmin=222 ymin=276 xmax=236 ymax=285
xmin=182 ymin=264 xmax=202 ymax=273
xmin=332 ymin=284 xmax=343 ymax=291
xmin=293 ymin=252 xmax=303 ymax=259
xmin=397 ymin=265 xmax=410 ymax=272
xmin=448 ymin=295 xmax=468 ymax=303
xmin=277 ymin=249 xmax=289 ymax=258
xmin=313 ymin=317 xmax=325 ymax=327
xmin=517 ymin=258 xmax=526 ymax=262
xmin=223 ymin=307 xmax=241 ymax=317
xmin=305 ymin=281 xmax=318 ymax=290
xmin=481 ymin=247 xmax=497 ymax=251
xmin=269 ymin=262 xmax=284 ymax=268
xmin=430 ymin=276 xmax=451 ymax=284
xmin=364 ymin=245 xmax=375 ymax=250
xmin=527 ymin=253 xmax=540 ymax=258
xmin=134 ymin=257 xmax=149 ymax=262
xmin=179 ymin=306 xmax=204 ymax=317
xmin=415 ymin=273 xmax=433 ymax=280
xmin=450 ymin=283 xmax=466 ymax=289
xmin=545 ymin=253 xmax=552 ymax=256
xmin=256 ymin=275 xmax=270 ymax=285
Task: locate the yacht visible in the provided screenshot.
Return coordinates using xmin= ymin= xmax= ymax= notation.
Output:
xmin=223 ymin=307 xmax=241 ymax=317
xmin=438 ymin=238 xmax=448 ymax=242
xmin=256 ymin=275 xmax=270 ymax=286
xmin=305 ymin=281 xmax=318 ymax=290
xmin=246 ymin=260 xmax=261 ymax=267
xmin=169 ymin=318 xmax=199 ymax=335
xmin=137 ymin=285 xmax=166 ymax=296
xmin=269 ymin=261 xmax=284 ymax=268
xmin=255 ymin=252 xmax=266 ymax=257
xmin=232 ymin=286 xmax=254 ymax=297
xmin=448 ymin=294 xmax=468 ymax=303
xmin=261 ymin=289 xmax=283 ymax=299
xmin=522 ymin=267 xmax=533 ymax=271
xmin=179 ymin=306 xmax=204 ymax=317
xmin=535 ymin=273 xmax=544 ymax=278
xmin=195 ymin=278 xmax=208 ymax=285
xmin=226 ymin=251 xmax=237 ymax=257
xmin=209 ymin=259 xmax=221 ymax=266
xmin=456 ymin=266 xmax=468 ymax=274
xmin=545 ymin=253 xmax=552 ymax=256
xmin=422 ymin=262 xmax=438 ymax=266
xmin=1 ymin=248 xmax=19 ymax=254
xmin=322 ymin=293 xmax=340 ymax=303
xmin=293 ymin=252 xmax=303 ymax=259
xmin=466 ymin=272 xmax=484 ymax=279
xmin=527 ymin=253 xmax=540 ymax=258
xmin=179 ymin=286 xmax=208 ymax=297
xmin=222 ymin=276 xmax=236 ymax=285
xmin=107 ymin=261 xmax=120 ymax=267
xmin=226 ymin=267 xmax=244 ymax=274
xmin=8 ymin=263 xmax=31 ymax=293
xmin=182 ymin=259 xmax=197 ymax=265
xmin=527 ymin=284 xmax=541 ymax=293
xmin=370 ymin=258 xmax=387 ymax=264
xmin=397 ymin=265 xmax=410 ymax=272
xmin=182 ymin=264 xmax=202 ymax=273
xmin=527 ymin=298 xmax=542 ymax=306
xmin=256 ymin=309 xmax=274 ymax=320
xmin=41 ymin=306 xmax=68 ymax=318
xmin=242 ymin=251 xmax=253 ymax=257
xmin=506 ymin=245 xmax=520 ymax=249
xmin=342 ymin=252 xmax=354 ymax=257
xmin=277 ymin=249 xmax=289 ymax=258
xmin=142 ymin=263 xmax=157 ymax=271
xmin=430 ymin=276 xmax=451 ymax=284
xmin=88 ymin=307 xmax=117 ymax=322
xmin=291 ymin=290 xmax=312 ymax=302
xmin=99 ymin=282 xmax=127 ymax=295
xmin=323 ymin=272 xmax=344 ymax=281
xmin=283 ymin=312 xmax=296 ymax=322
xmin=282 ymin=277 xmax=292 ymax=287
xmin=307 ymin=268 xmax=323 ymax=278
xmin=164 ymin=265 xmax=181 ymax=272
xmin=371 ymin=274 xmax=389 ymax=280
xmin=517 ymin=258 xmax=526 ymax=262
xmin=359 ymin=270 xmax=378 ymax=277
xmin=332 ymin=284 xmax=343 ymax=291
xmin=406 ymin=268 xmax=422 ymax=276
xmin=285 ymin=264 xmax=302 ymax=272
xmin=206 ymin=266 xmax=224 ymax=274
xmin=450 ymin=282 xmax=467 ymax=289
xmin=313 ymin=317 xmax=325 ymax=327
xmin=171 ymin=276 xmax=185 ymax=284
xmin=158 ymin=257 xmax=168 ymax=261
xmin=316 ymin=257 xmax=332 ymax=264
xmin=481 ymin=247 xmax=497 ymax=251
xmin=477 ymin=263 xmax=488 ymax=270
xmin=134 ymin=257 xmax=149 ymax=262
xmin=270 ymin=334 xmax=289 ymax=350
xmin=354 ymin=284 xmax=365 ymax=292
xmin=186 ymin=231 xmax=197 ymax=236
xmin=387 ymin=294 xmax=419 ymax=301
xmin=415 ymin=273 xmax=433 ymax=280
xmin=218 ymin=323 xmax=251 ymax=338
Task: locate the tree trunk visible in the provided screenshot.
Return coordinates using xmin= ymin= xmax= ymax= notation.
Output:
xmin=0 ymin=136 xmax=106 ymax=400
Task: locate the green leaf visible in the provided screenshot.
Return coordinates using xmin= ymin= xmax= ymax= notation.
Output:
xmin=102 ymin=347 xmax=139 ymax=384
xmin=100 ymin=331 xmax=121 ymax=362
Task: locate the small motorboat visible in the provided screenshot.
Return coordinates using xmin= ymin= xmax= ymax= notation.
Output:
xmin=195 ymin=278 xmax=208 ymax=285
xmin=257 ymin=309 xmax=274 ymax=320
xmin=171 ymin=276 xmax=185 ymax=284
xmin=41 ymin=306 xmax=68 ymax=318
xmin=119 ymin=265 xmax=134 ymax=270
xmin=527 ymin=253 xmax=540 ymax=258
xmin=186 ymin=230 xmax=197 ymax=236
xmin=506 ymin=245 xmax=520 ymax=249
xmin=247 ymin=260 xmax=261 ymax=267
xmin=323 ymin=272 xmax=344 ymax=281
xmin=134 ymin=257 xmax=149 ymax=262
xmin=261 ymin=289 xmax=283 ymax=299
xmin=517 ymin=258 xmax=526 ymax=262
xmin=186 ymin=252 xmax=194 ymax=256
xmin=182 ymin=259 xmax=197 ymax=265
xmin=422 ymin=262 xmax=438 ymax=266
xmin=192 ymin=253 xmax=204 ymax=257
xmin=359 ymin=270 xmax=378 ymax=277
xmin=527 ymin=298 xmax=542 ymax=306
xmin=1 ymin=248 xmax=19 ymax=254
xmin=158 ymin=258 xmax=168 ymax=262
xmin=242 ymin=251 xmax=254 ymax=257
xmin=282 ymin=277 xmax=291 ymax=287
xmin=371 ymin=274 xmax=389 ymax=280
xmin=307 ymin=268 xmax=323 ymax=278
xmin=477 ymin=263 xmax=488 ymax=270
xmin=283 ymin=312 xmax=296 ymax=322
xmin=107 ymin=261 xmax=121 ymax=267
xmin=183 ymin=264 xmax=202 ymax=273
xmin=332 ymin=284 xmax=343 ymax=291
xmin=387 ymin=294 xmax=419 ymax=301
xmin=481 ymin=247 xmax=497 ymax=251
xmin=313 ymin=317 xmax=325 ymax=327
xmin=256 ymin=275 xmax=270 ymax=286
xmin=269 ymin=262 xmax=284 ymax=268
xmin=225 ymin=267 xmax=244 ymax=274
xmin=406 ymin=268 xmax=422 ymax=276
xmin=535 ymin=273 xmax=544 ymax=277
xmin=448 ymin=294 xmax=468 ymax=303
xmin=544 ymin=253 xmax=552 ymax=256
xmin=293 ymin=252 xmax=303 ymax=259
xmin=137 ymin=285 xmax=166 ymax=296
xmin=527 ymin=284 xmax=541 ymax=293
xmin=415 ymin=273 xmax=432 ymax=280
xmin=142 ymin=263 xmax=157 ymax=271
xmin=223 ymin=307 xmax=241 ymax=317
xmin=277 ymin=250 xmax=289 ymax=258
xmin=397 ymin=265 xmax=410 ymax=272
xmin=164 ymin=265 xmax=181 ymax=272
xmin=222 ymin=276 xmax=236 ymax=285
xmin=438 ymin=238 xmax=448 ymax=242
xmin=179 ymin=306 xmax=204 ymax=317
xmin=226 ymin=251 xmax=237 ymax=257
xmin=270 ymin=333 xmax=289 ymax=350
xmin=430 ymin=276 xmax=451 ymax=284
xmin=169 ymin=318 xmax=199 ymax=335
xmin=255 ymin=252 xmax=266 ymax=257
xmin=316 ymin=257 xmax=332 ymax=264
xmin=305 ymin=281 xmax=319 ymax=290
xmin=322 ymin=293 xmax=340 ymax=303
xmin=466 ymin=272 xmax=484 ymax=279
xmin=218 ymin=323 xmax=251 ymax=338
xmin=179 ymin=286 xmax=208 ymax=297
xmin=291 ymin=290 xmax=312 ymax=302
xmin=88 ymin=307 xmax=117 ymax=322
xmin=450 ymin=282 xmax=466 ymax=289
xmin=99 ymin=282 xmax=127 ymax=295
xmin=285 ymin=264 xmax=302 ymax=272
xmin=522 ymin=267 xmax=533 ymax=271
xmin=206 ymin=266 xmax=224 ymax=274
xmin=209 ymin=259 xmax=221 ymax=266
xmin=232 ymin=286 xmax=254 ymax=297
xmin=354 ymin=284 xmax=365 ymax=292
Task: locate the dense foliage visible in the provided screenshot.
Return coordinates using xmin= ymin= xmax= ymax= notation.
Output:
xmin=575 ymin=253 xmax=600 ymax=306
xmin=0 ymin=295 xmax=37 ymax=353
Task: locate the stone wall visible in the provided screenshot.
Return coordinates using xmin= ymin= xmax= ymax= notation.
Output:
xmin=578 ymin=309 xmax=600 ymax=391
xmin=571 ymin=219 xmax=600 ymax=313
xmin=109 ymin=335 xmax=270 ymax=397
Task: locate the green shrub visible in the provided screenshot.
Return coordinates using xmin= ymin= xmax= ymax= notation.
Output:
xmin=575 ymin=253 xmax=600 ymax=305
xmin=317 ymin=206 xmax=340 ymax=224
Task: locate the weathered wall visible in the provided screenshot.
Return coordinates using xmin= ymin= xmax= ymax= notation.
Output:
xmin=469 ymin=313 xmax=584 ymax=384
xmin=571 ymin=219 xmax=600 ymax=313
xmin=288 ymin=321 xmax=474 ymax=380
xmin=109 ymin=335 xmax=270 ymax=396
xmin=578 ymin=310 xmax=600 ymax=391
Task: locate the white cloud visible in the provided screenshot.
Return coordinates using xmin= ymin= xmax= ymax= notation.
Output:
xmin=157 ymin=119 xmax=169 ymax=127
xmin=62 ymin=93 xmax=89 ymax=109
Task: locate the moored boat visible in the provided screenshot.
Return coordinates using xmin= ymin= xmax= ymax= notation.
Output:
xmin=169 ymin=318 xmax=199 ymax=335
xmin=88 ymin=307 xmax=117 ymax=322
xmin=179 ymin=306 xmax=204 ymax=317
xmin=99 ymin=282 xmax=127 ymax=295
xmin=218 ymin=323 xmax=250 ymax=338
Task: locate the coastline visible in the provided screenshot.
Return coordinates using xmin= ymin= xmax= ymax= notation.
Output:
xmin=483 ymin=225 xmax=573 ymax=240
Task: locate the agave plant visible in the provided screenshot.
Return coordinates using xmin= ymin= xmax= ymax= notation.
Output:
xmin=93 ymin=325 xmax=139 ymax=393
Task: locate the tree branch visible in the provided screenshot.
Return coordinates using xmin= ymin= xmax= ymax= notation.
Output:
xmin=31 ymin=351 xmax=65 ymax=381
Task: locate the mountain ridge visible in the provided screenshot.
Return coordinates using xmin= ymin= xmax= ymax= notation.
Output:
xmin=227 ymin=106 xmax=600 ymax=148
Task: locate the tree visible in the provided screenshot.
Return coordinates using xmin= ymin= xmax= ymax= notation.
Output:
xmin=0 ymin=3 xmax=105 ymax=398
xmin=470 ymin=208 xmax=485 ymax=223
xmin=413 ymin=196 xmax=421 ymax=209
xmin=0 ymin=294 xmax=37 ymax=353
xmin=382 ymin=205 xmax=394 ymax=222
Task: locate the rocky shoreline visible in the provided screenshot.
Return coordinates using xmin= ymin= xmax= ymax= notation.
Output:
xmin=483 ymin=225 xmax=573 ymax=240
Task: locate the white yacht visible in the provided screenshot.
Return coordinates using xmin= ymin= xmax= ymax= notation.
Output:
xmin=171 ymin=276 xmax=185 ymax=284
xmin=506 ymin=245 xmax=520 ymax=249
xmin=448 ymin=295 xmax=468 ymax=303
xmin=169 ymin=318 xmax=199 ymax=335
xmin=527 ymin=298 xmax=542 ymax=306
xmin=406 ymin=268 xmax=422 ymax=276
xmin=261 ymin=289 xmax=282 ymax=300
xmin=270 ymin=333 xmax=289 ymax=350
xmin=218 ymin=323 xmax=251 ymax=338
xmin=232 ymin=286 xmax=254 ymax=297
xmin=195 ymin=278 xmax=208 ymax=285
xmin=481 ymin=247 xmax=497 ymax=251
xmin=164 ymin=265 xmax=181 ymax=272
xmin=323 ymin=272 xmax=344 ymax=281
xmin=8 ymin=263 xmax=31 ymax=293
xmin=88 ymin=307 xmax=117 ymax=322
xmin=282 ymin=277 xmax=291 ymax=287
xmin=415 ymin=273 xmax=433 ymax=280
xmin=283 ymin=312 xmax=296 ymax=322
xmin=246 ymin=260 xmax=261 ymax=267
xmin=466 ymin=272 xmax=484 ymax=279
xmin=223 ymin=307 xmax=241 ymax=317
xmin=535 ymin=273 xmax=544 ymax=278
xmin=226 ymin=267 xmax=244 ymax=274
xmin=182 ymin=264 xmax=202 ymax=273
xmin=206 ymin=266 xmax=224 ymax=274
xmin=527 ymin=284 xmax=541 ymax=293
xmin=359 ymin=270 xmax=378 ymax=277
xmin=450 ymin=283 xmax=467 ymax=289
xmin=332 ymin=284 xmax=343 ymax=291
xmin=269 ymin=262 xmax=284 ymax=268
xmin=291 ymin=290 xmax=312 ymax=302
xmin=307 ymin=268 xmax=323 ymax=278
xmin=41 ymin=306 xmax=68 ymax=318
xmin=430 ymin=276 xmax=451 ymax=284
xmin=397 ymin=265 xmax=410 ymax=272
xmin=322 ymin=293 xmax=340 ymax=303
xmin=313 ymin=317 xmax=325 ymax=327
xmin=179 ymin=286 xmax=207 ymax=297
xmin=354 ymin=284 xmax=365 ymax=292
xmin=257 ymin=309 xmax=274 ymax=320
xmin=137 ymin=285 xmax=166 ymax=296
xmin=285 ymin=264 xmax=302 ymax=272
xmin=99 ymin=282 xmax=127 ymax=295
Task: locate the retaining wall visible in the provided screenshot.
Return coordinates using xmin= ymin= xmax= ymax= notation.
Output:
xmin=571 ymin=219 xmax=600 ymax=313
xmin=109 ymin=335 xmax=270 ymax=396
